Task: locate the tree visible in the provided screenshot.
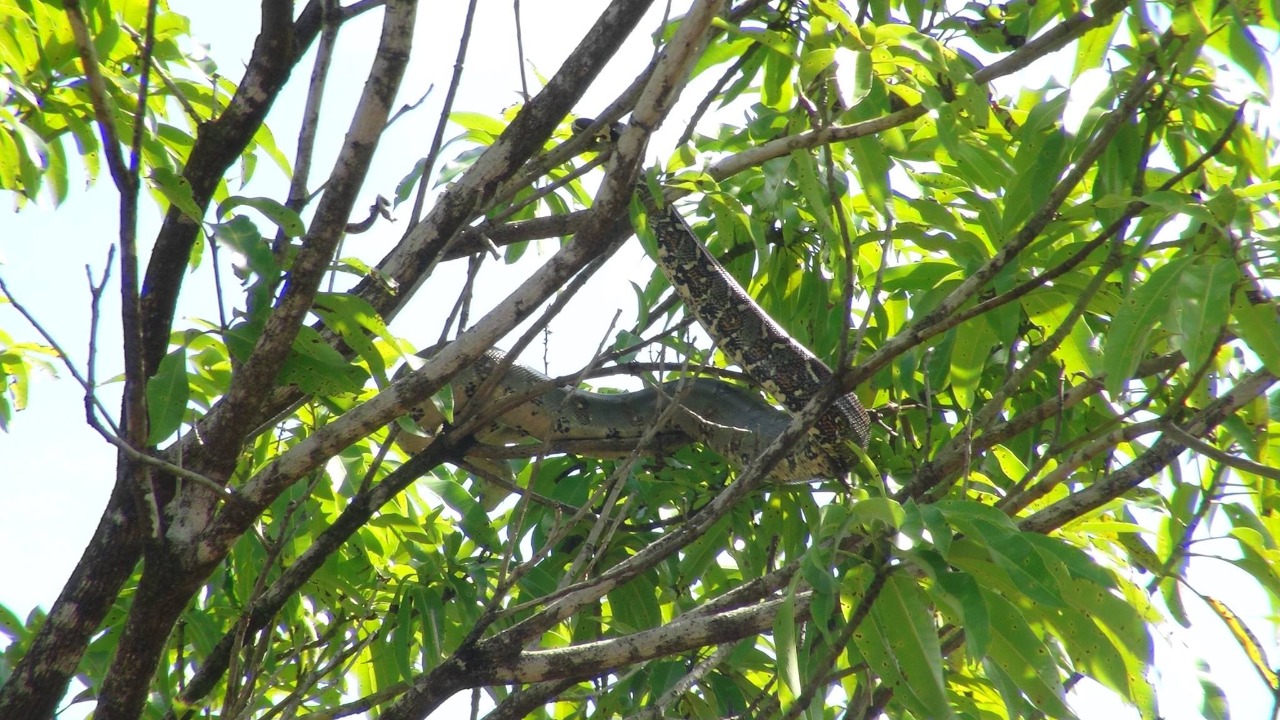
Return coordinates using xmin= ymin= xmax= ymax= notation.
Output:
xmin=1 ymin=0 xmax=1278 ymax=717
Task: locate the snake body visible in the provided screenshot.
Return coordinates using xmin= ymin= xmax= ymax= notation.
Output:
xmin=401 ymin=182 xmax=870 ymax=486
xmin=399 ymin=348 xmax=820 ymax=480
xmin=646 ymin=196 xmax=870 ymax=476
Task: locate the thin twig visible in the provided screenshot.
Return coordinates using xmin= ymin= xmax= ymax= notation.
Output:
xmin=436 ymin=252 xmax=484 ymax=345
xmin=408 ymin=0 xmax=480 ymax=228
xmin=1162 ymin=424 xmax=1280 ymax=482
xmin=0 ymin=274 xmax=227 ymax=497
xmin=676 ymin=44 xmax=759 ymax=147
xmin=84 ymin=248 xmax=122 ymax=435
xmin=279 ymin=0 xmax=341 ymax=256
xmin=513 ymin=0 xmax=530 ymax=100
xmin=844 ymin=64 xmax=1158 ymax=395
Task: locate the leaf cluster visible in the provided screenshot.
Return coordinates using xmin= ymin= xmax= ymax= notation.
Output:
xmin=1 ymin=0 xmax=1279 ymax=719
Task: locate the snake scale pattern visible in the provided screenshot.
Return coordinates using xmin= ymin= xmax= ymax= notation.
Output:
xmin=646 ymin=194 xmax=871 ymax=471
xmin=400 ymin=144 xmax=870 ymax=489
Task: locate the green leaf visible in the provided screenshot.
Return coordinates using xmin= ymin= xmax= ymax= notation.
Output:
xmin=1201 ymin=673 xmax=1229 ymax=720
xmin=146 ymin=347 xmax=189 ymax=445
xmin=949 ymin=315 xmax=997 ymax=408
xmin=833 ymin=46 xmax=872 ymax=108
xmin=217 ymin=195 xmax=306 ymax=237
xmin=789 ymin=150 xmax=837 ymax=240
xmin=1104 ymin=256 xmax=1192 ymax=396
xmin=147 ymin=167 xmax=204 ymax=222
xmin=1232 ymin=288 xmax=1280 ymax=376
xmin=773 ymin=582 xmax=802 ymax=707
xmin=915 ymin=547 xmax=991 ymax=657
xmin=251 ymin=120 xmax=292 ymax=177
xmin=1058 ymin=576 xmax=1156 ymax=715
xmin=851 ymin=593 xmax=913 ymax=709
xmin=679 ymin=516 xmax=733 ymax=582
xmin=851 ymin=135 xmax=890 ymax=217
xmin=1003 ymin=92 xmax=1064 ymax=233
xmin=990 ymin=444 xmax=1029 ymax=485
xmin=224 ymin=322 xmax=366 ymax=396
xmin=394 ymin=157 xmax=427 ymax=208
xmin=449 ymin=111 xmax=507 ymax=137
xmin=0 ymin=120 xmax=22 ymax=193
xmin=0 ymin=600 xmax=28 ymax=642
xmin=761 ymin=45 xmax=795 ymax=110
xmin=281 ymin=326 xmax=368 ymax=396
xmin=1003 ymin=121 xmax=1067 ymax=235
xmin=609 ymin=576 xmax=661 ymax=633
xmin=919 ymin=502 xmax=952 ymax=557
xmin=798 ymin=47 xmax=836 ymax=89
xmin=1169 ymin=256 xmax=1236 ymax=371
xmin=1072 ymin=8 xmax=1121 ymax=80
xmin=937 ymin=502 xmax=1066 ymax=609
xmin=847 ymin=496 xmax=905 ymax=530
xmin=1206 ymin=16 xmax=1272 ymax=96
xmin=211 ymin=216 xmax=278 ymax=284
xmin=982 ymin=589 xmax=1077 ymax=719
xmin=869 ymin=574 xmax=954 ymax=718
xmin=313 ymin=292 xmax=397 ymax=383
xmin=419 ymin=470 xmax=499 ymax=550
xmin=1021 ymin=290 xmax=1101 ymax=378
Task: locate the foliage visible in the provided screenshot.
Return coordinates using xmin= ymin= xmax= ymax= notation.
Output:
xmin=0 ymin=324 xmax=56 ymax=432
xmin=1 ymin=0 xmax=1279 ymax=719
xmin=0 ymin=0 xmax=287 ymax=210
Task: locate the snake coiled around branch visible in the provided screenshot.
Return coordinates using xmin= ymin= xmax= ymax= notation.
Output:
xmin=399 ymin=154 xmax=870 ymax=487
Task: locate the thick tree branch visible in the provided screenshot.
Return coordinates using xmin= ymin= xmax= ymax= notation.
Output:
xmin=150 ymin=0 xmax=659 ymax=509
xmin=140 ymin=0 xmax=310 ymax=373
xmin=492 ymin=592 xmax=809 ymax=683
xmin=353 ymin=0 xmax=658 ymax=323
xmin=0 ymin=5 xmax=332 ymax=713
xmin=178 ymin=208 xmax=641 ymax=707
xmin=452 ymin=0 xmax=1133 ymax=268
xmin=89 ymin=3 xmax=418 ymax=717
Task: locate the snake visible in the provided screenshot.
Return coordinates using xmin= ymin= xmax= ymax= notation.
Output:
xmin=398 ymin=126 xmax=871 ymax=490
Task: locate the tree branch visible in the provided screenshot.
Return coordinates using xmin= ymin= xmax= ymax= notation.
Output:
xmin=1021 ymin=370 xmax=1278 ymax=533
xmin=352 ymin=0 xmax=656 ymax=321
xmin=90 ymin=2 xmax=418 ymax=716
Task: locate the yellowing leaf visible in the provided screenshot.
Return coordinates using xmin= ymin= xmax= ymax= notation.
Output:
xmin=1204 ymin=594 xmax=1280 ymax=691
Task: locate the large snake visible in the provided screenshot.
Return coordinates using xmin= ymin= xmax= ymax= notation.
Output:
xmin=399 ymin=134 xmax=870 ymax=490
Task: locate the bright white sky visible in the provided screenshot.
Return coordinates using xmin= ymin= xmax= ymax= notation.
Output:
xmin=0 ymin=2 xmax=1277 ymax=718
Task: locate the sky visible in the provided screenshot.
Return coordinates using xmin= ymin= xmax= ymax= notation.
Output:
xmin=1 ymin=1 xmax=1278 ymax=718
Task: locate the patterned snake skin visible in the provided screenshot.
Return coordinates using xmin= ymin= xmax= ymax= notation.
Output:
xmin=645 ymin=192 xmax=871 ymax=476
xmin=399 ymin=159 xmax=870 ymax=486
